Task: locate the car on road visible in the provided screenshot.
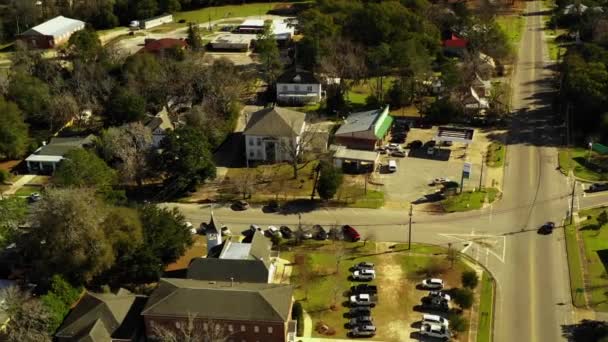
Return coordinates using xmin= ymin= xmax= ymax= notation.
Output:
xmin=407 ymin=140 xmax=423 ymax=149
xmin=539 ymin=221 xmax=555 ymax=234
xmin=391 ymin=150 xmax=407 ymax=157
xmin=265 ymin=225 xmax=280 ymax=237
xmin=348 ymin=324 xmax=376 ymax=337
xmin=420 ymin=323 xmax=451 ymax=340
xmin=352 ymin=269 xmax=376 ymax=281
xmin=428 ymin=291 xmax=451 ymax=301
xmin=27 ymin=192 xmax=41 ymax=203
xmin=349 ymin=293 xmax=376 ymax=307
xmin=351 ymin=284 xmax=378 ymax=295
xmin=264 ymin=200 xmax=280 ymax=212
xmin=349 ymin=316 xmax=373 ymax=327
xmin=421 ymin=278 xmax=444 ymax=289
xmin=232 ymin=200 xmax=249 ymax=211
xmin=587 ymin=183 xmax=608 ymax=193
xmin=422 ymin=314 xmax=449 ymax=328
xmin=279 ymin=226 xmax=293 ymax=239
xmin=342 ymin=225 xmax=361 ymax=242
xmin=348 ymin=307 xmax=372 ymax=317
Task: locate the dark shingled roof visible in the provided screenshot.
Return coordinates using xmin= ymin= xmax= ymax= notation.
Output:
xmin=55 ymin=291 xmax=146 ymax=341
xmin=187 ymin=258 xmax=270 ymax=283
xmin=36 ymin=135 xmax=95 ymax=157
xmin=142 ymin=278 xmax=293 ymax=322
xmin=244 ymin=106 xmax=306 ymax=137
xmin=277 ymin=69 xmax=320 ymax=84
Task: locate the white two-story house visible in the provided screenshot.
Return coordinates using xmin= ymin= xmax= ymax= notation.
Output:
xmin=244 ymin=106 xmax=306 ymax=163
xmin=276 ymin=69 xmax=322 ymax=106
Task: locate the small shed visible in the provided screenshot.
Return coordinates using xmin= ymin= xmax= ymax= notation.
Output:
xmin=333 ymin=146 xmax=379 ymax=173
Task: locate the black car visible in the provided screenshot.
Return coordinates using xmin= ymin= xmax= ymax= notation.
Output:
xmin=265 ymin=200 xmax=280 ymax=212
xmin=313 ymin=225 xmax=328 ymax=240
xmin=587 ymin=183 xmax=608 ymax=193
xmin=407 ymin=140 xmax=423 ymax=149
xmin=352 ymin=262 xmax=374 ymax=271
xmin=539 ymin=221 xmax=555 ymax=235
xmin=421 ymin=296 xmax=449 ymax=311
xmin=351 ymin=284 xmax=378 ymax=295
xmin=232 ymin=200 xmax=249 ymax=211
xmin=348 ymin=307 xmax=372 ymax=317
xmin=279 ymin=225 xmax=293 ymax=239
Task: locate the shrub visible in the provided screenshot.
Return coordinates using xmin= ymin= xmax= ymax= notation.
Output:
xmin=462 ymin=270 xmax=479 ymax=289
xmin=452 ymin=288 xmax=474 ymax=309
xmin=0 ymin=169 xmax=9 ymax=183
xmin=292 ymin=301 xmax=304 ymax=336
xmin=448 ymin=312 xmax=469 ymax=333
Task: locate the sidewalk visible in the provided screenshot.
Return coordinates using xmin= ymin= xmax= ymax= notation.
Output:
xmin=1 ymin=174 xmax=36 ymax=196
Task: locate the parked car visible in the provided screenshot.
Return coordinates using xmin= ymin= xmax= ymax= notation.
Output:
xmin=232 ymin=200 xmax=249 ymax=211
xmin=587 ymin=183 xmax=608 ymax=193
xmin=355 ymin=262 xmax=375 ymax=269
xmin=313 ymin=224 xmax=327 ymax=240
xmin=407 ymin=140 xmax=423 ymax=149
xmin=265 ymin=200 xmax=280 ymax=212
xmin=391 ymin=150 xmax=407 ymax=157
xmin=539 ymin=221 xmax=555 ymax=234
xmin=265 ymin=225 xmax=280 ymax=237
xmin=376 ymin=146 xmax=388 ymax=154
xmin=387 ymin=143 xmax=401 ymax=150
xmin=328 ymin=227 xmax=343 ymax=240
xmin=352 ymin=269 xmax=376 ymax=281
xmin=427 ymin=146 xmax=436 ymax=155
xmin=422 ymin=314 xmax=449 ymax=328
xmin=27 ymin=192 xmax=41 ymax=203
xmin=279 ymin=226 xmax=293 ymax=239
xmin=421 ymin=278 xmax=444 ymax=289
xmin=301 ymin=230 xmax=313 ymax=239
xmin=342 ymin=225 xmax=361 ymax=241
xmin=185 ymin=222 xmax=197 ymax=234
xmin=421 ymin=296 xmax=450 ymax=311
xmin=220 ymin=226 xmax=232 ymax=236
xmin=428 ymin=291 xmax=451 ymax=301
xmin=349 ymin=315 xmax=373 ymax=327
xmin=348 ymin=324 xmax=376 ymax=337
xmin=351 ymin=284 xmax=378 ymax=295
xmin=349 ymin=293 xmax=376 ymax=307
xmin=348 ymin=307 xmax=372 ymax=317
xmin=419 ymin=323 xmax=451 ymax=340
xmin=429 ymin=177 xmax=450 ymax=186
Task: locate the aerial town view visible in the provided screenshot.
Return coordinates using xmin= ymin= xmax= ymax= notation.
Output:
xmin=0 ymin=0 xmax=607 ymax=341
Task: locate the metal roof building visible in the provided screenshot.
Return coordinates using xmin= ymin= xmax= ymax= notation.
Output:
xmin=17 ymin=16 xmax=85 ymax=49
xmin=334 ymin=106 xmax=393 ymax=151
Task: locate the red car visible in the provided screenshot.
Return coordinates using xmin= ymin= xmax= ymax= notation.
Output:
xmin=342 ymin=225 xmax=361 ymax=242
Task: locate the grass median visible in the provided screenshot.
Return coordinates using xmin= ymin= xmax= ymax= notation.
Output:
xmin=476 ymin=272 xmax=494 ymax=342
xmin=442 ymin=188 xmax=499 ymax=212
xmin=564 ymin=221 xmax=586 ymax=308
xmin=486 ymin=142 xmax=506 ymax=168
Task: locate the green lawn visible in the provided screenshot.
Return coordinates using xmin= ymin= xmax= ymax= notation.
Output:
xmin=486 ymin=142 xmax=506 ymax=168
xmin=497 ymin=15 xmax=525 ymax=47
xmin=564 ymin=221 xmax=586 ymax=308
xmin=559 ymin=147 xmax=608 ymax=181
xmin=476 ymin=272 xmax=494 ymax=342
xmin=14 ymin=185 xmax=42 ymax=197
xmin=283 ymin=241 xmax=479 ymax=340
xmin=571 ymin=208 xmax=608 ymax=310
xmin=442 ymin=188 xmax=499 ymax=212
xmin=347 ymin=77 xmax=397 ymax=106
xmin=336 ymin=182 xmax=385 ymax=209
xmin=174 ymin=2 xmax=300 ymax=23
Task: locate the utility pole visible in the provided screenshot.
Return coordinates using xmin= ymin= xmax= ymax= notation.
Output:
xmin=408 ymin=205 xmax=413 ymax=250
xmin=479 ymin=152 xmax=485 ymax=190
xmin=570 ymin=179 xmax=577 ymax=225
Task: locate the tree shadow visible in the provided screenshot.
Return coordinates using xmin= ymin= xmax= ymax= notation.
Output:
xmin=561 ymin=319 xmax=608 ymax=341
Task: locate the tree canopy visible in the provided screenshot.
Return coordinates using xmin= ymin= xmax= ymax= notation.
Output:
xmin=317 ymin=162 xmax=343 ymax=200
xmin=53 ymin=149 xmax=117 ymax=194
xmin=0 ymin=97 xmax=29 ymax=160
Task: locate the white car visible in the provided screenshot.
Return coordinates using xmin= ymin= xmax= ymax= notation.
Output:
xmin=265 ymin=225 xmax=280 ymax=237
xmin=421 ymin=278 xmax=444 ymax=289
xmin=185 ymin=222 xmax=197 ymax=234
xmin=349 ymin=293 xmax=376 ymax=307
xmin=352 ymin=269 xmax=376 ymax=281
xmin=387 ymin=143 xmax=401 ymax=150
xmin=420 ymin=323 xmax=450 ymax=340
xmin=422 ymin=314 xmax=449 ymax=328
xmin=429 ymin=291 xmax=451 ymax=301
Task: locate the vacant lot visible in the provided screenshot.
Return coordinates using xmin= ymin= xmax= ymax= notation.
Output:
xmin=283 ymin=241 xmax=478 ymax=341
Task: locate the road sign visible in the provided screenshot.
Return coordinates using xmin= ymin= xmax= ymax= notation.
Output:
xmin=463 ymin=162 xmax=472 ymax=179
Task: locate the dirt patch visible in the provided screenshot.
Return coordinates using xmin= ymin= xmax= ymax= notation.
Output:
xmin=376 ymin=255 xmax=412 ymax=341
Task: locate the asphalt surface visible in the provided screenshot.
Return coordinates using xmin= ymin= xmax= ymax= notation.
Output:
xmin=162 ymin=2 xmax=608 ymax=340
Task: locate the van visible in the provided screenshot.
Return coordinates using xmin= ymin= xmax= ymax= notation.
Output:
xmin=388 ymin=160 xmax=397 ymax=172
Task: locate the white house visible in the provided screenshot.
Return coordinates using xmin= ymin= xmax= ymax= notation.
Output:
xmin=244 ymin=106 xmax=306 ymax=163
xmin=276 ymin=69 xmax=322 ymax=105
xmin=144 ymin=106 xmax=174 ymax=148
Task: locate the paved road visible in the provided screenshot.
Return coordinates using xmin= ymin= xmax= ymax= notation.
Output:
xmin=163 ymin=2 xmax=607 ymax=340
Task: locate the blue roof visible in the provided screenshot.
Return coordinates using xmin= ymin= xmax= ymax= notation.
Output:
xmin=335 ymin=106 xmax=389 ymax=135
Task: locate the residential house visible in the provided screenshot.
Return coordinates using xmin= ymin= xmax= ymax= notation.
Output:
xmin=25 ymin=135 xmax=95 ymax=174
xmin=442 ymin=33 xmax=468 ymax=56
xmin=244 ymin=107 xmax=306 ymax=163
xmin=463 ymin=87 xmax=489 ymax=113
xmin=476 ymin=52 xmax=496 ymax=78
xmin=144 ymin=106 xmax=174 ymax=148
xmin=55 ymin=289 xmax=147 ymax=342
xmin=17 ymin=16 xmax=85 ymax=49
xmin=276 ymin=69 xmax=323 ymax=105
xmin=471 ymin=73 xmax=492 ymax=97
xmin=334 ymin=106 xmax=393 ymax=151
xmin=139 ymin=38 xmax=187 ymax=55
xmin=189 ymin=230 xmax=275 ymax=283
xmin=142 ymin=278 xmax=295 ymax=342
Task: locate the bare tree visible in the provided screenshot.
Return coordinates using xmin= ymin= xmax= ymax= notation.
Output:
xmin=152 ymin=315 xmax=232 ymax=342
xmin=294 ymin=253 xmax=313 ymax=300
xmin=1 ymin=286 xmax=52 ymax=342
xmin=320 ymin=38 xmax=367 ymax=106
xmin=278 ymin=118 xmax=324 ymax=179
xmin=49 ymin=92 xmax=80 ymax=132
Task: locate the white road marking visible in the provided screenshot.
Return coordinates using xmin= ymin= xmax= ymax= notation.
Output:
xmin=438 ymin=233 xmax=506 ymax=263
xmin=461 ymin=243 xmax=473 ymax=254
xmin=576 ymin=196 xmax=581 ymax=211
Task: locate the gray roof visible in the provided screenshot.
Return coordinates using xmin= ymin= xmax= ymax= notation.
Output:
xmin=55 ymin=291 xmax=146 ymax=341
xmin=187 ymin=258 xmax=270 ymax=283
xmin=277 ymin=69 xmax=320 ymax=84
xmin=21 ymin=16 xmax=84 ymax=38
xmin=333 ymin=146 xmax=379 ymax=162
xmin=335 ymin=108 xmax=385 ymax=135
xmin=142 ymin=278 xmax=293 ymax=322
xmin=35 ymin=135 xmax=95 ymax=157
xmin=244 ymin=106 xmax=306 ymax=137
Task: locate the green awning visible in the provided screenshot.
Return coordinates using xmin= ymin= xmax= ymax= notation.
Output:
xmin=374 ymin=114 xmax=393 ymax=139
xmin=592 ymin=143 xmax=608 ymax=155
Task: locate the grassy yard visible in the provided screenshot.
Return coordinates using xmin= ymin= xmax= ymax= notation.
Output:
xmin=497 ymin=15 xmax=525 ymax=47
xmin=559 ymin=147 xmax=608 ymax=181
xmin=282 ymin=241 xmax=479 ymax=341
xmin=476 ymin=272 xmax=494 ymax=342
xmin=486 ymin=142 xmax=506 ymax=168
xmin=442 ymin=188 xmax=499 ymax=212
xmin=336 ymin=180 xmax=385 ymax=209
xmin=570 ymin=208 xmax=608 ymax=310
xmin=564 ymin=221 xmax=586 ymax=308
xmin=14 ymin=185 xmax=43 ymax=197
xmin=347 ymin=77 xmax=396 ymax=106
xmin=174 ymin=2 xmax=300 ymax=23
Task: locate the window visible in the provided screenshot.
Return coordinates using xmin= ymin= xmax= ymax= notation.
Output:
xmin=282 ymin=85 xmax=287 ymax=91
xmin=175 ymin=322 xmax=181 ymax=329
xmin=203 ymin=322 xmax=208 ymax=331
xmin=249 ymin=151 xmax=254 ymax=158
xmin=307 ymin=86 xmax=313 ymax=92
xmin=241 ymin=325 xmax=246 ymax=332
xmin=254 ymin=326 xmax=259 ymax=333
xmin=268 ymin=326 xmax=273 ymax=333
xmin=228 ymin=324 xmax=233 ymax=332
xmin=257 ymin=150 xmax=262 ymax=158
xmin=249 ymin=138 xmax=254 ymax=146
xmin=294 ymin=85 xmax=300 ymax=91
xmin=257 ymin=138 xmax=261 ymax=146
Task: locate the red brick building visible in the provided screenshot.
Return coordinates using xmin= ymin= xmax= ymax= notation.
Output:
xmin=142 ymin=278 xmax=296 ymax=342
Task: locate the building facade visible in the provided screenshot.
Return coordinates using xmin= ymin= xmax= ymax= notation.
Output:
xmin=17 ymin=16 xmax=85 ymax=49
xmin=334 ymin=106 xmax=393 ymax=151
xmin=276 ymin=70 xmax=322 ymax=105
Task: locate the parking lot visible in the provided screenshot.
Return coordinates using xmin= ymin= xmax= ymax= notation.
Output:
xmin=376 ymin=125 xmax=500 ymax=207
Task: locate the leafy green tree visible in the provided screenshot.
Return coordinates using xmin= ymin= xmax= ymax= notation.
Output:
xmin=448 ymin=312 xmax=469 ymax=333
xmin=186 ymin=22 xmax=203 ymax=52
xmin=159 ymin=127 xmax=216 ymax=194
xmin=160 ymin=0 xmax=181 ymax=13
xmin=0 ymin=97 xmax=29 ymax=159
xmin=139 ymin=205 xmax=193 ymax=264
xmin=598 ymin=210 xmax=608 ymax=228
xmin=67 ymin=27 xmax=102 ymax=62
xmin=53 ymin=149 xmax=117 ymax=194
xmin=317 ymin=162 xmax=344 ymax=200
xmin=0 ymin=197 xmax=28 ymax=249
xmin=452 ymin=288 xmax=474 ymax=309
xmin=106 ymin=86 xmax=146 ymax=125
xmin=41 ymin=275 xmax=83 ymax=333
xmin=135 ymin=0 xmax=158 ymax=19
xmin=7 ymin=71 xmax=51 ymax=125
xmin=256 ymin=21 xmax=282 ymax=86
xmin=102 ymin=207 xmax=144 ymax=256
xmin=461 ymin=270 xmax=479 ymax=289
